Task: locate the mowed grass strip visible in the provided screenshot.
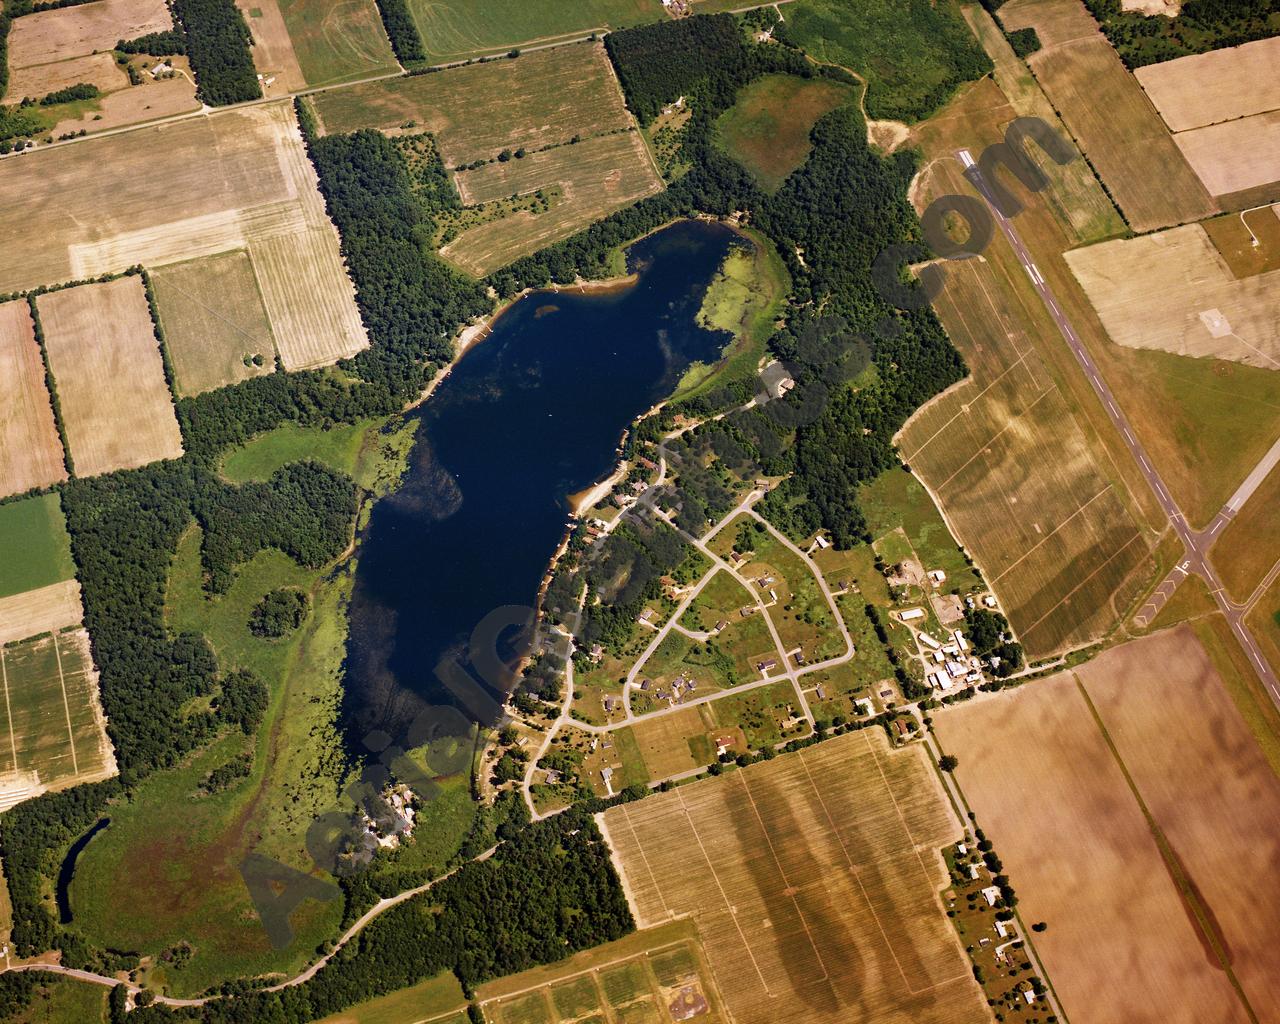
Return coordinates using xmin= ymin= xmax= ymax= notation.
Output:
xmin=0 ymin=300 xmax=66 ymax=500
xmin=441 ymin=131 xmax=662 ymax=276
xmin=152 ymin=250 xmax=278 ymax=396
xmin=276 ymin=0 xmax=399 ymax=87
xmin=999 ymin=0 xmax=1217 ymax=232
xmin=37 ymin=277 xmax=183 ymax=478
xmin=311 ymin=42 xmax=631 ymax=166
xmin=603 ymin=731 xmax=985 ymax=1024
xmin=1213 ymin=461 xmax=1280 ymax=601
xmin=0 ymin=494 xmax=75 ymax=600
xmin=405 ymin=0 xmax=665 ymax=64
xmin=937 ymin=672 xmax=1252 ymax=1024
xmin=714 ymin=74 xmax=856 ymax=192
xmin=1076 ymin=628 xmax=1280 ymax=1021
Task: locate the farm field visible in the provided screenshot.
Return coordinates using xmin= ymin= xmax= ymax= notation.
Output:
xmin=0 ymin=102 xmax=368 ymax=371
xmin=1065 ymin=224 xmax=1280 ymax=370
xmin=602 ymin=730 xmax=987 ymax=1024
xmin=1133 ymin=36 xmax=1280 ymax=131
xmin=237 ymin=0 xmax=307 ymax=96
xmin=47 ymin=73 xmax=202 ymax=137
xmin=7 ymin=0 xmax=172 ymax=70
xmin=785 ymin=0 xmax=991 ymax=123
xmin=1173 ymin=112 xmax=1280 ymax=201
xmin=310 ymin=43 xmax=632 ymax=166
xmin=441 ymin=131 xmax=663 ymax=277
xmin=0 ymin=629 xmax=116 ymax=797
xmin=476 ymin=919 xmax=726 ymax=1024
xmin=6 ymin=51 xmax=125 ymax=101
xmin=998 ymin=0 xmax=1218 ymax=232
xmin=937 ymin=664 xmax=1252 ymax=1024
xmin=404 ymin=0 xmax=664 ymax=65
xmin=0 ymin=493 xmax=75 ymax=600
xmin=714 ymin=74 xmax=856 ymax=192
xmin=0 ymin=582 xmax=83 ymax=647
xmin=0 ymin=299 xmax=65 ymax=499
xmin=276 ymin=0 xmax=399 ymax=87
xmin=151 ymin=251 xmax=278 ymax=396
xmin=961 ymin=3 xmax=1124 ymax=245
xmin=37 ymin=276 xmax=183 ymax=477
xmin=1213 ymin=462 xmax=1280 ymax=601
xmin=316 ymin=971 xmax=467 ymax=1024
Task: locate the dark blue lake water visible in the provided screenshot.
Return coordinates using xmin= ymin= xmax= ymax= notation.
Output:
xmin=343 ymin=219 xmax=741 ymax=743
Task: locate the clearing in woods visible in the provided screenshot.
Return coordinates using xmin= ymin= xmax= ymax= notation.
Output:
xmin=309 ymin=42 xmax=631 ymax=165
xmin=0 ymin=300 xmax=66 ymax=499
xmin=402 ymin=0 xmax=665 ymax=65
xmin=997 ymin=0 xmax=1218 ymax=232
xmin=37 ymin=277 xmax=183 ymax=478
xmin=0 ymin=630 xmax=116 ymax=801
xmin=7 ymin=0 xmax=172 ymax=69
xmin=0 ymin=102 xmax=368 ymax=372
xmin=601 ymin=730 xmax=988 ymax=1024
xmin=938 ymin=626 xmax=1280 ymax=1024
xmin=441 ymin=131 xmax=663 ymax=277
xmin=714 ymin=74 xmax=857 ymax=192
xmin=275 ymin=0 xmax=399 ymax=87
xmin=151 ymin=251 xmax=279 ymax=396
xmin=0 ymin=493 xmax=76 ymax=600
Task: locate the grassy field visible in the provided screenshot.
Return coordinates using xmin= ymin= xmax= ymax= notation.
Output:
xmin=0 ymin=628 xmax=115 ymax=794
xmin=0 ymin=494 xmax=75 ymax=600
xmin=219 ymin=420 xmax=376 ymax=484
xmin=603 ymin=730 xmax=984 ymax=1024
xmin=277 ymin=0 xmax=399 ymax=87
xmin=38 ymin=277 xmax=184 ymax=478
xmin=311 ymin=43 xmax=631 ymax=165
xmin=441 ymin=131 xmax=663 ymax=277
xmin=628 ymin=705 xmax=716 ymax=780
xmin=961 ymin=3 xmax=1124 ymax=246
xmin=998 ymin=0 xmax=1218 ymax=232
xmin=316 ymin=971 xmax=467 ymax=1024
xmin=785 ymin=0 xmax=990 ymax=123
xmin=0 ymin=299 xmax=66 ymax=499
xmin=0 ymin=103 xmax=367 ymax=372
xmin=0 ymin=974 xmax=110 ymax=1023
xmin=152 ymin=251 xmax=278 ymax=397
xmin=1212 ymin=461 xmax=1280 ymax=601
xmin=715 ymin=74 xmax=856 ymax=192
xmin=404 ymin=0 xmax=664 ymax=65
xmin=1203 ymin=205 xmax=1280 ymax=278
xmin=1247 ymin=577 xmax=1280 ymax=691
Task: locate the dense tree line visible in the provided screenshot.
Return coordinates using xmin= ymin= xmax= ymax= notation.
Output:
xmin=371 ymin=0 xmax=424 ymax=64
xmin=0 ymin=12 xmax=11 ymax=100
xmin=38 ymin=81 xmax=97 ymax=104
xmin=1083 ymin=0 xmax=1280 ymax=66
xmin=171 ymin=0 xmax=260 ymax=105
xmin=116 ymin=29 xmax=188 ymax=55
xmin=119 ymin=810 xmax=631 ymax=1023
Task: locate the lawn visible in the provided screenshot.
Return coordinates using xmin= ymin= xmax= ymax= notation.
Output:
xmin=0 ymin=493 xmax=76 ymax=599
xmin=403 ymin=0 xmax=665 ymax=64
xmin=278 ymin=0 xmax=399 ymax=87
xmin=785 ymin=0 xmax=991 ymax=122
xmin=715 ymin=74 xmax=856 ymax=191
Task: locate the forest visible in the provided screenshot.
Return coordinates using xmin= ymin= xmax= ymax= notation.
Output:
xmin=116 ymin=29 xmax=188 ymax=56
xmin=371 ymin=0 xmax=424 ymax=64
xmin=1081 ymin=0 xmax=1280 ymax=66
xmin=171 ymin=0 xmax=260 ymax=105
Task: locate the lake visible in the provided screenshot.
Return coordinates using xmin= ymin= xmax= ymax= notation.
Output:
xmin=343 ymin=219 xmax=742 ymax=745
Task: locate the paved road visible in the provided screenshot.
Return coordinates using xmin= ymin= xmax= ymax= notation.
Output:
xmin=960 ymin=150 xmax=1280 ymax=702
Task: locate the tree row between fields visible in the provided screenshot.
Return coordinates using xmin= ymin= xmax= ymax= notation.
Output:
xmin=0 ymin=11 xmax=1001 ymax=1022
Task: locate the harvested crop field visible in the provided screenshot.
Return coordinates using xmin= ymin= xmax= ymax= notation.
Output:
xmin=442 ymin=131 xmax=662 ymax=276
xmin=404 ymin=0 xmax=664 ymax=64
xmin=310 ymin=42 xmax=632 ymax=166
xmin=602 ymin=730 xmax=987 ymax=1024
xmin=1065 ymin=224 xmax=1280 ymax=370
xmin=1134 ymin=36 xmax=1280 ymax=131
xmin=0 ymin=580 xmax=83 ymax=646
xmin=999 ymin=0 xmax=1218 ymax=231
xmin=6 ymin=51 xmax=125 ymax=102
xmin=0 ymin=101 xmax=367 ymax=371
xmin=237 ymin=0 xmax=307 ymax=96
xmin=0 ymin=300 xmax=65 ymax=499
xmin=276 ymin=0 xmax=399 ymax=87
xmin=151 ymin=251 xmax=277 ymax=396
xmin=8 ymin=0 xmax=173 ymax=69
xmin=1173 ymin=111 xmax=1280 ymax=200
xmin=937 ymin=664 xmax=1251 ymax=1024
xmin=715 ymin=74 xmax=856 ymax=192
xmin=0 ymin=629 xmax=116 ymax=798
xmin=48 ymin=73 xmax=201 ymax=136
xmin=37 ymin=276 xmax=183 ymax=477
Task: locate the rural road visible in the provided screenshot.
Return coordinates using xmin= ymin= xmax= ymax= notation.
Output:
xmin=960 ymin=150 xmax=1280 ymax=703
